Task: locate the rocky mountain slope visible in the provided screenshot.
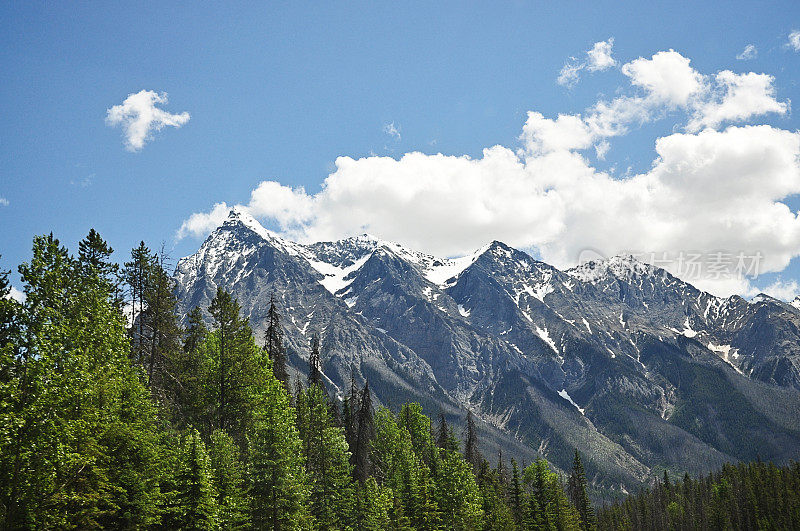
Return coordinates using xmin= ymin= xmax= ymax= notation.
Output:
xmin=174 ymin=208 xmax=800 ymax=496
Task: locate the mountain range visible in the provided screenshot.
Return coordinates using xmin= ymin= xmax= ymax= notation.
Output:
xmin=173 ymin=207 xmax=800 ymax=497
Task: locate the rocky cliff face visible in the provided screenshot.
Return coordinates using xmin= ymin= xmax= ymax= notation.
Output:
xmin=174 ymin=208 xmax=800 ymax=495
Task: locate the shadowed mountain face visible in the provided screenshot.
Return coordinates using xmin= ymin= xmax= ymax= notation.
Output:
xmin=174 ymin=208 xmax=800 ymax=495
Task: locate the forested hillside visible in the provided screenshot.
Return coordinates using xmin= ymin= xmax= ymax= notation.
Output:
xmin=2 ymin=231 xmax=799 ymax=530
xmin=0 ymin=231 xmax=592 ymax=529
xmin=597 ymin=461 xmax=800 ymax=530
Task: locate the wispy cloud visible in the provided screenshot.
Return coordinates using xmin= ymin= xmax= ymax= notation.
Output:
xmin=788 ymin=30 xmax=800 ymax=52
xmin=557 ymin=38 xmax=616 ymax=87
xmin=0 ymin=198 xmax=8 ymax=207
xmin=106 ymin=90 xmax=190 ymax=152
xmin=383 ymin=122 xmax=401 ymax=141
xmin=736 ymin=44 xmax=757 ymax=60
xmin=70 ymin=173 xmax=94 ymax=188
xmin=557 ymin=58 xmax=583 ymax=88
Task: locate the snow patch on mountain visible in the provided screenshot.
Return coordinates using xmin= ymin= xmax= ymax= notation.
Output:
xmin=535 ymin=326 xmax=559 ymax=354
xmin=558 ymin=389 xmax=585 ymax=414
xmin=424 ymin=244 xmax=489 ymax=286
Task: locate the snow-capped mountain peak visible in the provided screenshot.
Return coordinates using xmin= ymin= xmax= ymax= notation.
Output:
xmin=567 ymin=254 xmax=662 ymax=284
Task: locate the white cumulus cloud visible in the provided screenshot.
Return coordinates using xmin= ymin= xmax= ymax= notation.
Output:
xmin=106 ymin=90 xmax=190 ymax=152
xmin=688 ymin=71 xmax=789 ymax=132
xmin=0 ymin=198 xmax=8 ymax=207
xmin=586 ymin=38 xmax=616 ymax=71
xmin=180 ymin=47 xmax=800 ymax=298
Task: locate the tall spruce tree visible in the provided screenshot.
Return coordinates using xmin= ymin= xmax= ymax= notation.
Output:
xmin=567 ymin=449 xmax=595 ymax=530
xmin=207 ymin=287 xmax=266 ymax=444
xmin=353 ymin=382 xmax=375 ymax=483
xmin=142 ymin=249 xmax=182 ymax=392
xmin=297 ymin=384 xmax=355 ymax=529
xmin=463 ymin=410 xmax=483 ymax=471
xmin=307 ymin=331 xmax=322 ymax=389
xmin=249 ymin=358 xmax=310 ymax=530
xmin=264 ymin=293 xmax=289 ymax=391
xmin=124 ymin=241 xmax=154 ymax=363
xmin=78 ymin=229 xmax=120 ymax=302
xmin=208 ymin=429 xmax=249 ymax=529
xmin=436 ymin=412 xmax=460 ymax=453
xmin=174 ymin=428 xmax=219 ymax=530
xmin=170 ymin=306 xmax=213 ymax=433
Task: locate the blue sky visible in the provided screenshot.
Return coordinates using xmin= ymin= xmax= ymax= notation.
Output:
xmin=2 ymin=1 xmax=800 ymax=298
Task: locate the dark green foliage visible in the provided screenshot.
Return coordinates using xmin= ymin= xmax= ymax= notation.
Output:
xmin=0 ymin=234 xmax=164 ymax=529
xmin=353 ymin=382 xmax=376 ymax=483
xmin=597 ymin=460 xmax=800 ymax=530
xmin=509 ymin=459 xmax=525 ymax=525
xmin=264 ymin=293 xmax=289 ymax=391
xmin=173 ymin=428 xmax=218 ymax=530
xmin=125 ymin=241 xmax=154 ymax=363
xmin=208 ymin=430 xmax=249 ymax=529
xmin=296 ymin=384 xmax=354 ymax=528
xmin=436 ymin=411 xmax=460 ymax=453
xmin=308 ymin=331 xmax=322 ymax=389
xmin=464 ymin=410 xmax=483 ymax=472
xmin=567 ymin=450 xmax=595 ymax=530
xmin=248 ymin=358 xmax=309 ymax=530
xmin=207 ymin=287 xmax=268 ymax=445
xmin=524 ymin=458 xmax=582 ymax=530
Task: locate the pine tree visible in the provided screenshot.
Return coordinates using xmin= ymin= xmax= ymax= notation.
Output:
xmin=477 ymin=460 xmax=516 ymax=530
xmin=124 ymin=241 xmax=154 ymax=363
xmin=174 ymin=428 xmax=219 ymax=530
xmin=525 ymin=458 xmax=581 ymax=530
xmin=298 ymin=384 xmax=355 ymax=529
xmin=308 ymin=331 xmax=323 ymax=389
xmin=356 ymin=477 xmax=393 ymax=529
xmin=353 ymin=382 xmax=375 ymax=483
xmin=435 ymin=450 xmax=485 ymax=529
xmin=264 ymin=293 xmax=289 ymax=391
xmin=208 ymin=429 xmax=249 ymax=529
xmin=510 ymin=458 xmax=525 ymax=525
xmin=371 ymin=407 xmax=422 ymax=524
xmin=171 ymin=306 xmax=213 ymax=433
xmin=184 ymin=306 xmax=207 ymax=355
xmin=207 ymin=287 xmax=266 ymax=444
xmin=142 ymin=249 xmax=182 ymax=392
xmin=1 ymin=234 xmax=164 ymax=528
xmin=568 ymin=449 xmax=595 ymax=530
xmin=249 ymin=362 xmax=310 ymax=530
xmin=78 ymin=229 xmax=120 ymax=299
xmin=436 ymin=411 xmax=460 ymax=453
xmin=463 ymin=410 xmax=483 ymax=471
